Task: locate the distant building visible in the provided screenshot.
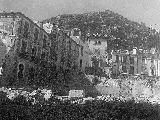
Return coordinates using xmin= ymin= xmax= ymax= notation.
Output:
xmin=87 ymin=38 xmax=108 ymax=71
xmin=111 ymin=48 xmax=160 ymax=77
xmin=141 ymin=50 xmax=160 ymax=76
xmin=111 ymin=49 xmax=140 ymax=76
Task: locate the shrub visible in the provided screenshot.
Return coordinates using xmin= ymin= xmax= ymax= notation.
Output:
xmin=0 ymin=86 xmax=160 ymax=119
xmin=12 ymin=95 xmax=32 ymax=106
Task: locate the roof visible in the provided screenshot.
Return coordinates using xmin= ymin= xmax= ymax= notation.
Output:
xmin=0 ymin=12 xmax=50 ymax=37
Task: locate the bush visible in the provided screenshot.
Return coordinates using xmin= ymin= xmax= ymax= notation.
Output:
xmin=0 ymin=86 xmax=160 ymax=119
xmin=12 ymin=95 xmax=32 ymax=106
xmin=0 ymin=98 xmax=160 ymax=119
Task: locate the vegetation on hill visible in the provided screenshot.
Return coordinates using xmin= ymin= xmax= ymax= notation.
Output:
xmin=43 ymin=10 xmax=160 ymax=52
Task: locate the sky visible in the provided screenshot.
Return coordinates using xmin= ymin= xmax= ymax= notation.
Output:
xmin=1 ymin=0 xmax=160 ymax=31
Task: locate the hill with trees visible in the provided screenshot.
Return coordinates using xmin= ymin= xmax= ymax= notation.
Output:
xmin=43 ymin=10 xmax=160 ymax=53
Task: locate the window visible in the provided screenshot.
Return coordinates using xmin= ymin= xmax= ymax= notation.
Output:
xmin=21 ymin=40 xmax=27 ymax=53
xmin=102 ymin=25 xmax=106 ymax=34
xmin=73 ymin=29 xmax=79 ymax=36
xmin=18 ymin=20 xmax=23 ymax=34
xmin=17 ymin=64 xmax=24 ymax=79
xmin=23 ymin=21 xmax=29 ymax=38
xmin=130 ymin=57 xmax=134 ymax=64
xmin=129 ymin=66 xmax=134 ymax=75
xmin=48 ymin=39 xmax=51 ymax=47
xmin=81 ymin=46 xmax=83 ymax=56
xmin=34 ymin=28 xmax=39 ymax=43
xmin=18 ymin=64 xmax=24 ymax=70
xmin=43 ymin=34 xmax=47 ymax=48
xmin=94 ymin=41 xmax=101 ymax=45
xmin=37 ymin=46 xmax=41 ymax=58
xmin=122 ymin=56 xmax=127 ymax=63
xmin=46 ymin=49 xmax=50 ymax=60
xmin=31 ymin=46 xmax=37 ymax=57
xmin=122 ymin=66 xmax=127 ymax=73
xmin=116 ymin=55 xmax=119 ymax=63
xmin=80 ymin=59 xmax=82 ymax=68
xmin=98 ymin=41 xmax=101 ymax=44
xmin=54 ymin=53 xmax=57 ymax=62
xmin=61 ymin=56 xmax=65 ymax=64
xmin=28 ymin=67 xmax=35 ymax=83
xmin=151 ymin=57 xmax=154 ymax=63
xmin=41 ymin=50 xmax=46 ymax=60
xmin=55 ymin=45 xmax=58 ymax=52
xmin=69 ymin=40 xmax=72 ymax=51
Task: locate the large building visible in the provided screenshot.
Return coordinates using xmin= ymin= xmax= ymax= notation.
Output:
xmin=0 ymin=12 xmax=87 ymax=86
xmin=0 ymin=12 xmax=52 ymax=86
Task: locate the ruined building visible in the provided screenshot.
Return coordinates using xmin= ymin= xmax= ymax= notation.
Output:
xmin=0 ymin=12 xmax=86 ymax=87
xmin=0 ymin=12 xmax=52 ymax=86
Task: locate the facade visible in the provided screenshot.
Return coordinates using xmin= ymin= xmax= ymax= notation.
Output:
xmin=111 ymin=50 xmax=138 ymax=76
xmin=111 ymin=48 xmax=160 ymax=77
xmin=70 ymin=28 xmax=91 ymax=72
xmin=42 ymin=23 xmax=82 ymax=71
xmin=55 ymin=30 xmax=80 ymax=71
xmin=44 ymin=25 xmax=91 ymax=72
xmin=1 ymin=12 xmax=89 ymax=86
xmin=0 ymin=12 xmax=52 ymax=86
xmin=141 ymin=51 xmax=160 ymax=76
xmin=87 ymin=38 xmax=108 ymax=72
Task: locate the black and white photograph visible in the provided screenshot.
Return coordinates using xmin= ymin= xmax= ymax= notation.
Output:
xmin=0 ymin=0 xmax=160 ymax=119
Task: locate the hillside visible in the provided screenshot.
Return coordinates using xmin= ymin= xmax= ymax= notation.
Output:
xmin=43 ymin=10 xmax=160 ymax=52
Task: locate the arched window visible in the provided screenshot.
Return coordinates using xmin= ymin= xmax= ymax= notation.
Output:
xmin=17 ymin=63 xmax=24 ymax=79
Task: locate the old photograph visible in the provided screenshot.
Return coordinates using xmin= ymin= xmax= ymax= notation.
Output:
xmin=0 ymin=0 xmax=160 ymax=119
